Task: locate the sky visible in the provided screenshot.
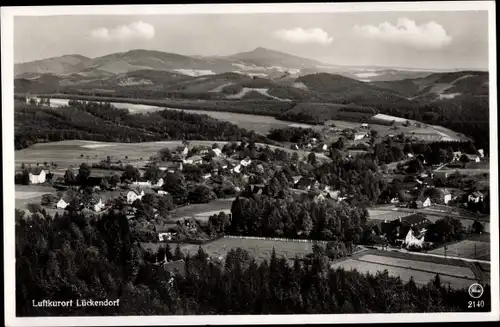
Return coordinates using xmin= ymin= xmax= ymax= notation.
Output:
xmin=14 ymin=11 xmax=489 ymax=70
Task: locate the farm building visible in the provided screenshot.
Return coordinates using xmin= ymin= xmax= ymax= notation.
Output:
xmin=28 ymin=168 xmax=47 ymax=184
xmin=468 ymin=191 xmax=484 ymax=203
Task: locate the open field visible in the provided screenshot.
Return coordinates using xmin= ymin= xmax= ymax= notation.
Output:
xmin=15 ymin=185 xmax=57 ymax=209
xmin=170 ymin=198 xmax=235 ymax=221
xmin=16 ymin=140 xmax=330 ymax=170
xmin=143 ymin=236 xmax=319 ymax=262
xmin=331 ymin=258 xmax=473 ymax=289
xmin=429 ymin=240 xmax=491 ymax=261
xmin=367 ymin=209 xmax=410 ymax=222
xmin=358 ymin=254 xmax=476 ymax=279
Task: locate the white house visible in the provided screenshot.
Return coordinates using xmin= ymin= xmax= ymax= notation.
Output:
xmin=28 ymin=168 xmax=46 ymax=184
xmin=159 ymin=232 xmax=174 ymax=241
xmin=202 ymin=173 xmax=212 ymax=180
xmin=361 ymin=123 xmax=369 ymax=129
xmin=478 ymin=149 xmax=485 ymax=157
xmin=158 ymin=190 xmax=169 ymax=196
xmin=132 ymin=181 xmax=152 ymax=188
xmin=56 ymin=198 xmax=69 ymax=209
xmin=407 ymin=153 xmax=414 ymax=158
xmin=231 ymin=165 xmax=242 ymax=174
xmin=440 ymin=189 xmax=452 ymax=204
xmin=465 ymin=154 xmax=481 ymax=163
xmin=182 ymin=146 xmax=189 ymax=156
xmin=153 ymin=178 xmax=164 ymax=188
xmin=240 ymin=158 xmax=252 ymax=167
xmin=468 ymin=191 xmax=484 ymax=203
xmin=354 ymin=132 xmax=368 ymax=140
xmin=422 ymin=197 xmax=432 ymax=207
xmin=321 ymin=144 xmax=328 ymax=151
xmin=127 ymin=190 xmax=145 ymax=204
xmin=212 ymin=148 xmax=222 ymax=157
xmin=311 ymin=137 xmax=318 ymax=144
xmin=93 ymin=198 xmax=105 ymax=212
xmin=452 ymin=151 xmax=462 ymax=161
xmin=313 ymin=193 xmax=326 ymax=203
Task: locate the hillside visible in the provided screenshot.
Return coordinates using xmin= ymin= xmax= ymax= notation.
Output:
xmin=371 ymin=71 xmax=489 ymax=100
xmin=15 ymin=48 xmax=445 ymax=82
xmin=14 ymin=55 xmax=91 ymax=76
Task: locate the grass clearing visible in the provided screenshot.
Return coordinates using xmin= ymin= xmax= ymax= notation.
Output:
xmin=367 ymin=209 xmax=409 ymax=222
xmin=177 ymin=237 xmax=317 ymax=262
xmin=170 ymin=198 xmax=235 ymax=220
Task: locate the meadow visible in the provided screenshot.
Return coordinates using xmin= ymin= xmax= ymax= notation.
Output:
xmin=170 ymin=198 xmax=235 ymax=221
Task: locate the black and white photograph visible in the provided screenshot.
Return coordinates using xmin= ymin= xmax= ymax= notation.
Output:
xmin=2 ymin=2 xmax=498 ymax=325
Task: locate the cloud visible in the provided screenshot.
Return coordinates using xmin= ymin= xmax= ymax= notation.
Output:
xmin=90 ymin=21 xmax=155 ymax=41
xmin=274 ymin=27 xmax=333 ymax=45
xmin=354 ymin=18 xmax=452 ymax=50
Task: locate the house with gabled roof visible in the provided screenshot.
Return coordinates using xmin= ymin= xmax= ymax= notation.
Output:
xmin=437 ymin=188 xmax=452 ymax=204
xmin=28 ymin=167 xmax=47 ymax=184
xmin=126 ymin=189 xmax=145 ymax=204
xmin=468 ymin=191 xmax=484 ymax=203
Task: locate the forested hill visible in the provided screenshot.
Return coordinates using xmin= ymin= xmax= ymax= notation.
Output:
xmin=14 ymin=100 xmax=271 ymax=150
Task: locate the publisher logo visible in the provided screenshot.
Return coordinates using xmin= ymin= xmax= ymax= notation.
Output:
xmin=468 ymin=283 xmax=483 ymax=299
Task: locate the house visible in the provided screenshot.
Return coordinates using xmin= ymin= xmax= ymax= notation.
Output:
xmin=202 ymin=173 xmax=212 ymax=180
xmin=452 ymin=151 xmax=462 ymax=161
xmin=326 ymin=190 xmax=340 ymax=200
xmin=295 ymin=177 xmax=318 ymax=191
xmin=385 ymin=213 xmax=431 ymax=241
xmin=212 ymin=148 xmax=222 ymax=157
xmin=354 ymin=132 xmax=368 ymax=140
xmin=93 ymin=198 xmax=105 ymax=212
xmin=255 ymin=164 xmax=264 ymax=174
xmin=132 ymin=181 xmax=152 ymax=188
xmin=28 ymin=168 xmax=47 ymax=184
xmin=184 ymin=155 xmax=202 ymax=165
xmin=361 ymin=123 xmax=369 ymax=129
xmin=311 ymin=137 xmax=318 ymax=144
xmin=158 ymin=190 xmax=169 ymax=196
xmin=468 ymin=191 xmax=484 ymax=203
xmin=407 ymin=153 xmax=414 ymax=158
xmin=321 ymin=144 xmax=328 ymax=152
xmin=437 ymin=188 xmax=452 ymax=204
xmin=127 ymin=189 xmax=145 ymax=204
xmin=231 ymin=164 xmax=242 ymax=174
xmin=240 ymin=157 xmax=252 ymax=167
xmin=465 ymin=154 xmax=481 ymax=163
xmin=390 ymin=197 xmax=400 ymax=204
xmin=313 ymin=193 xmax=326 ymax=203
xmin=477 ymin=149 xmax=485 ymax=157
xmin=182 ymin=146 xmax=189 ymax=156
xmin=152 ymin=178 xmax=164 ymax=188
xmin=412 ymin=196 xmax=431 ymax=208
xmin=56 ymin=195 xmax=71 ymax=209
xmin=199 ymin=148 xmax=209 ymax=155
xmin=292 ymin=175 xmax=303 ymax=185
xmin=158 ymin=232 xmax=174 ymax=241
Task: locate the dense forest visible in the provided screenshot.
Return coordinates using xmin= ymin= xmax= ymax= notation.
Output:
xmin=14 ymin=100 xmax=271 ymax=150
xmin=16 ymin=209 xmax=490 ymax=316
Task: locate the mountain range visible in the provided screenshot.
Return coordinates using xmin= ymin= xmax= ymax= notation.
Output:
xmin=15 ymin=47 xmax=449 ymax=82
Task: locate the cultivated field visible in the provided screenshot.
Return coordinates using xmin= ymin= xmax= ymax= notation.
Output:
xmin=331 ymin=258 xmax=473 ymax=289
xmin=170 ymin=198 xmax=235 ymax=221
xmin=358 ymin=254 xmax=476 ymax=279
xmin=429 ymin=240 xmax=491 ymax=261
